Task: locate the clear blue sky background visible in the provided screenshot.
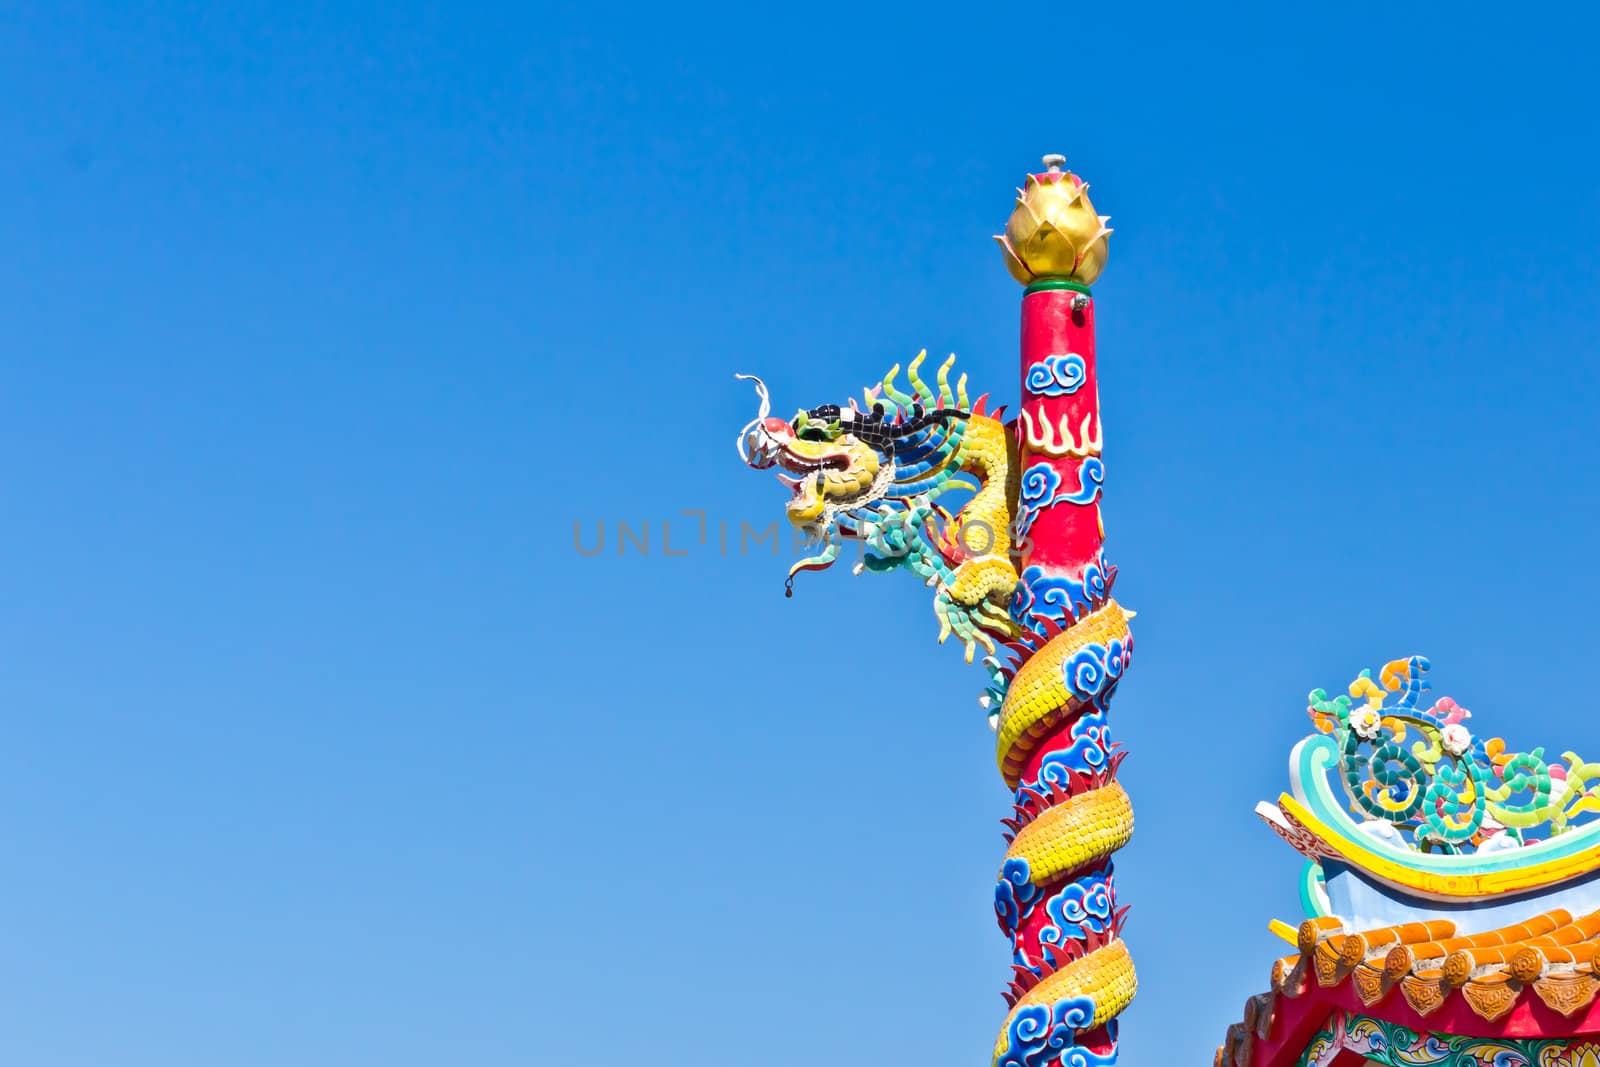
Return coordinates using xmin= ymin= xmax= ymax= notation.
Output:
xmin=3 ymin=2 xmax=1599 ymax=1064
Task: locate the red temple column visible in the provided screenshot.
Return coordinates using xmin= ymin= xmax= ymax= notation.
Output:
xmin=991 ymin=154 xmax=1131 ymax=1067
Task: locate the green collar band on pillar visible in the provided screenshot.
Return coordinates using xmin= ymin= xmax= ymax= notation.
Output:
xmin=1024 ymin=278 xmax=1093 ymax=296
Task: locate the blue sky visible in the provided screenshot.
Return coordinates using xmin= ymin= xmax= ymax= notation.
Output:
xmin=3 ymin=2 xmax=1599 ymax=1064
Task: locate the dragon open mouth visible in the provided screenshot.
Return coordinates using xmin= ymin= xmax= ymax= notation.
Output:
xmin=775 ymin=441 xmax=879 ymax=523
xmin=734 ymin=372 xmax=902 ymax=537
xmin=774 ymin=447 xmax=852 ymax=501
xmin=775 ymin=450 xmax=849 ymax=474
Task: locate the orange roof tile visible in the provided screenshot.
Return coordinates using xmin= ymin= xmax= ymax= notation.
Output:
xmin=1269 ymin=907 xmax=1600 ymax=1024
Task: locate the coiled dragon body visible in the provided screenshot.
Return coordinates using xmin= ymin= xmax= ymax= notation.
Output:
xmin=737 ymin=350 xmax=1134 ymax=1067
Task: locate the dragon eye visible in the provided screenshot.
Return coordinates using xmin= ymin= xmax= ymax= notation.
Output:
xmin=792 ymin=409 xmax=844 ymax=442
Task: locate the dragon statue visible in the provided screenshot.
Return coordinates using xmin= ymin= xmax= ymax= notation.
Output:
xmin=735 ymin=352 xmax=1017 ymax=661
xmin=737 ymin=155 xmax=1134 ymax=1067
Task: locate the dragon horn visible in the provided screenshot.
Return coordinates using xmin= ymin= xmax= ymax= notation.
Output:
xmin=734 ymin=373 xmax=775 ymax=466
xmin=734 ymin=373 xmax=771 ymax=420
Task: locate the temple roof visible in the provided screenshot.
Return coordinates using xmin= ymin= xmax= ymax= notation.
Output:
xmin=1220 ymin=656 xmax=1600 ymax=1067
xmin=1216 ymin=906 xmax=1600 ymax=1067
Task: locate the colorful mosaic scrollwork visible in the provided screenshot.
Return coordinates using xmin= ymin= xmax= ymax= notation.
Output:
xmin=997 ymin=857 xmax=1047 ymax=941
xmin=1298 ymin=1011 xmax=1600 ymax=1067
xmin=1307 ymin=656 xmax=1600 ymax=851
xmin=1008 ymin=555 xmax=1117 ymax=638
xmin=996 ymin=997 xmax=1118 ymax=1067
xmin=1024 ymin=353 xmax=1089 ymax=397
xmin=1015 ymin=460 xmax=1105 ymax=546
xmin=1038 ymin=864 xmax=1117 ymax=961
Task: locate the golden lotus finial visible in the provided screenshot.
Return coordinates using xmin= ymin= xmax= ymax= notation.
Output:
xmin=996 ymin=153 xmax=1112 ymax=287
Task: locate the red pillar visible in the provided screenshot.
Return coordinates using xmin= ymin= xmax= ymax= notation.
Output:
xmin=1018 ymin=283 xmax=1104 ymax=579
xmin=991 ymin=155 xmax=1130 ymax=1067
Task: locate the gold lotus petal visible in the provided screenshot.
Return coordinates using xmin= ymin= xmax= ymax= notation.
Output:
xmin=1075 ymin=236 xmax=1110 ymax=285
xmin=1006 ymin=193 xmax=1052 ymax=245
xmin=1015 ymin=220 xmax=1082 ymax=278
xmin=994 ymin=235 xmax=1036 ymax=284
xmin=1004 ymin=205 xmax=1036 ymax=248
xmin=1014 ymin=197 xmax=1044 ymax=232
xmin=1054 ymin=195 xmax=1107 ymax=239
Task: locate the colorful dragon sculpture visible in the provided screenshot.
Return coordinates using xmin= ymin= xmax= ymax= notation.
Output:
xmin=735 ymin=352 xmax=1018 ymax=661
xmin=737 ymin=337 xmax=1135 ymax=1064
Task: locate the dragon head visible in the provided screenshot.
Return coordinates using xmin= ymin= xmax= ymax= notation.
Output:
xmin=735 ymin=353 xmax=1020 ymax=667
xmin=736 ymin=377 xmax=899 ymax=527
xmin=732 ymin=351 xmax=1017 ymax=668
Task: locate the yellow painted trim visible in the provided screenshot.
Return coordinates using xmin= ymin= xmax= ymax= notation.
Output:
xmin=1279 ymin=793 xmax=1600 ymax=898
xmin=1268 ymin=919 xmax=1298 ymax=946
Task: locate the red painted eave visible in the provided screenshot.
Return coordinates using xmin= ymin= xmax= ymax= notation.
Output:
xmin=1221 ymin=980 xmax=1600 ymax=1067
